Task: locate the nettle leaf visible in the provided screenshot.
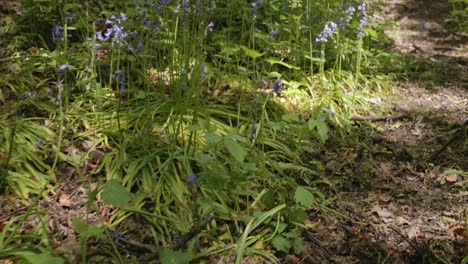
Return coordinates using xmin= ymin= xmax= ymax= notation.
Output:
xmin=271 ymin=235 xmax=292 ymax=253
xmin=294 ymin=186 xmax=315 ymax=208
xmin=159 ymin=248 xmax=193 ymax=264
xmin=224 ymin=137 xmax=245 ymax=162
xmin=101 ymin=179 xmax=132 ymax=208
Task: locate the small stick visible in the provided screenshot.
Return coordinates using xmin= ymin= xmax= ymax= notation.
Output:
xmin=350 ymin=113 xmax=407 ymax=122
xmin=427 ymin=120 xmax=467 ymax=162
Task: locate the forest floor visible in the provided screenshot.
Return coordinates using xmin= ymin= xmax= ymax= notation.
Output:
xmin=0 ymin=0 xmax=466 ymax=263
xmin=304 ymin=0 xmax=467 ymax=263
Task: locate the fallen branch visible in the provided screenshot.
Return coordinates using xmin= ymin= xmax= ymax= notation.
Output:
xmin=349 ymin=113 xmax=407 ymax=122
xmin=427 ymin=119 xmax=467 ymax=162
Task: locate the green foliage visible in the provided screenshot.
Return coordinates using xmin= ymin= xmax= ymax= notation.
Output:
xmin=0 ymin=0 xmax=396 ymax=261
xmin=101 ymin=179 xmax=132 ymax=208
xmin=159 ymin=248 xmax=194 ymax=264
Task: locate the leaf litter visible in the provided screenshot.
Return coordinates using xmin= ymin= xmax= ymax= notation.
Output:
xmin=304 ymin=0 xmax=467 ymax=262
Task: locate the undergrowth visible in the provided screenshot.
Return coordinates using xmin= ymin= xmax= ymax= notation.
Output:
xmin=0 ymin=0 xmax=397 ymax=263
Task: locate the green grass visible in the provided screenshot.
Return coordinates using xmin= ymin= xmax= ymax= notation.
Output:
xmin=0 ymin=0 xmax=401 ymax=263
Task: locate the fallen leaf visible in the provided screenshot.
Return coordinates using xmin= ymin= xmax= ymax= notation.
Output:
xmin=59 ymin=194 xmax=71 ymax=207
xmin=445 ymin=174 xmax=458 ymax=182
xmin=448 ymin=224 xmax=467 ymax=238
xmin=371 ymin=205 xmax=392 ymax=218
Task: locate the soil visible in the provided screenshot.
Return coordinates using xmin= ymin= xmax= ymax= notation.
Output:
xmin=304 ymin=0 xmax=467 ymax=263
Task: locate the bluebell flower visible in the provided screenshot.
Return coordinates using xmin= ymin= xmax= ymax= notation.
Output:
xmin=35 ymin=140 xmax=43 ymax=148
xmin=115 ymin=69 xmax=127 ymax=92
xmin=96 ymin=31 xmax=104 ymax=41
xmin=329 ymin=22 xmax=337 ymax=32
xmin=273 ymin=79 xmax=284 ymax=94
xmin=19 ymin=92 xmax=33 ymax=100
xmin=120 ymin=13 xmax=127 ymax=22
xmin=315 ymin=22 xmax=337 ymax=43
xmin=136 ymin=5 xmax=141 ymax=11
xmin=357 ymin=3 xmax=368 ymax=38
xmin=346 ymin=6 xmax=356 ymax=24
xmin=65 ymin=12 xmax=76 ymax=21
xmin=271 ymin=28 xmax=280 ymax=38
xmin=204 ymin=22 xmax=214 ymax=36
xmin=52 ymin=25 xmax=64 ymax=43
xmin=188 ymin=171 xmax=198 ymax=184
xmin=57 ymin=64 xmax=68 ymax=74
xmin=249 ymin=123 xmax=258 ymax=141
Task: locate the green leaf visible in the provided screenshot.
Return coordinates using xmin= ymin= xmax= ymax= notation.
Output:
xmin=224 ymin=137 xmax=245 ymax=162
xmin=308 ymin=118 xmax=329 ymax=144
xmin=265 ymin=57 xmax=300 ymax=69
xmin=101 ymin=179 xmax=132 ymax=208
xmin=240 ymin=46 xmax=264 ymax=59
xmin=72 ymin=218 xmax=105 ymax=239
xmin=281 ymin=113 xmax=300 ymax=123
xmin=271 ymin=235 xmax=292 ymax=253
xmin=159 ymin=248 xmax=193 ymax=264
xmin=15 ymin=252 xmax=64 ymax=264
xmin=285 ymin=208 xmax=307 ymax=223
xmin=294 ymin=186 xmax=315 ymax=208
xmin=292 ymin=238 xmax=306 ymax=254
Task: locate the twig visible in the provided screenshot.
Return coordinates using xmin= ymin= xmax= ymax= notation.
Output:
xmin=138 ymin=211 xmax=216 ymax=261
xmin=350 ymin=113 xmax=407 ymax=122
xmin=427 ymin=120 xmax=467 ymax=162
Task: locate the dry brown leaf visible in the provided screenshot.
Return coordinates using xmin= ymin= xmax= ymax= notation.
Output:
xmin=448 ymin=224 xmax=467 ymax=238
xmin=59 ymin=194 xmax=71 ymax=207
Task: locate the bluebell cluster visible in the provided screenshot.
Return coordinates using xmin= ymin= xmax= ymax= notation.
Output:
xmin=357 ymin=3 xmax=368 ymax=38
xmin=315 ymin=22 xmax=337 ymax=43
xmin=96 ymin=14 xmax=128 ymax=47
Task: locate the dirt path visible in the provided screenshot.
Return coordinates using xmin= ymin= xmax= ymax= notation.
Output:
xmin=305 ymin=0 xmax=467 ymax=263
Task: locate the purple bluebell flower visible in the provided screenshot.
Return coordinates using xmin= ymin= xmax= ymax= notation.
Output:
xmin=329 ymin=22 xmax=337 ymax=32
xmin=19 ymin=92 xmax=33 ymax=100
xmin=315 ymin=24 xmax=331 ymax=43
xmin=65 ymin=12 xmax=76 ymax=21
xmin=188 ymin=171 xmax=198 ymax=184
xmin=35 ymin=140 xmax=43 ymax=148
xmin=346 ymin=6 xmax=356 ymax=24
xmin=357 ymin=3 xmax=368 ymax=38
xmin=204 ymin=22 xmax=214 ymax=36
xmin=52 ymin=25 xmax=64 ymax=43
xmin=115 ymin=69 xmax=127 ymax=92
xmin=157 ymin=5 xmax=163 ymax=14
xmin=120 ymin=13 xmax=127 ymax=22
xmin=249 ymin=123 xmax=258 ymax=141
xmin=136 ymin=5 xmax=141 ymax=11
xmin=57 ymin=64 xmax=68 ymax=74
xmin=271 ymin=28 xmax=280 ymax=38
xmin=273 ymin=79 xmax=284 ymax=94
xmin=96 ymin=31 xmax=104 ymax=41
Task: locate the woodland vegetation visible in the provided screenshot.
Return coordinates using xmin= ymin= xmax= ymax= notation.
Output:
xmin=0 ymin=0 xmax=466 ymax=263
